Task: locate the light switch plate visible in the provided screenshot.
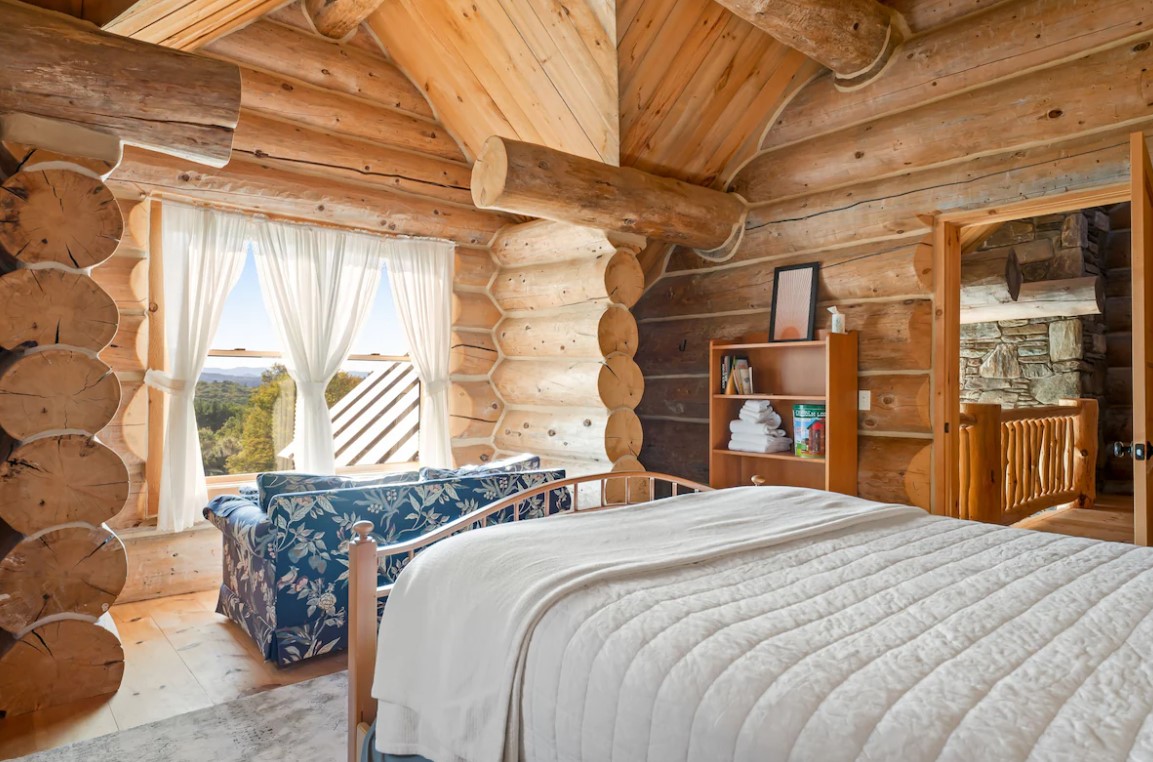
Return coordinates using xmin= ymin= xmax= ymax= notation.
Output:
xmin=858 ymin=390 xmax=871 ymax=411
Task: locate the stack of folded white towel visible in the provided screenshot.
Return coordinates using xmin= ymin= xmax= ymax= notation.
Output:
xmin=729 ymin=400 xmax=792 ymax=454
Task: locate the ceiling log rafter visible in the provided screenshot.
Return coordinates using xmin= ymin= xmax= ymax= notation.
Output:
xmin=711 ymin=0 xmax=908 ymax=90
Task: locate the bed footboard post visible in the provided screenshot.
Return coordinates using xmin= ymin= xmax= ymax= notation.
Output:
xmin=349 ymin=521 xmax=379 ymax=762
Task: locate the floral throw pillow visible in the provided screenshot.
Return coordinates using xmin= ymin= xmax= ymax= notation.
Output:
xmin=256 ymin=470 xmax=418 ymax=512
xmin=418 ymin=452 xmax=541 ymax=482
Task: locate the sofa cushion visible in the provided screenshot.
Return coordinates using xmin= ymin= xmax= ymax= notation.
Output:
xmin=418 ymin=452 xmax=541 ymax=482
xmin=256 ymin=469 xmax=419 ymax=512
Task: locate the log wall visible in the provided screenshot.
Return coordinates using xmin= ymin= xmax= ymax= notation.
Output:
xmin=634 ymin=0 xmax=1153 ymax=507
xmin=0 ymin=152 xmax=128 ymax=715
xmin=488 ymin=220 xmax=646 ymax=476
xmin=94 ymin=193 xmax=152 ymax=529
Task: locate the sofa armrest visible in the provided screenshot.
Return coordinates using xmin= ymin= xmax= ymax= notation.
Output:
xmin=203 ymin=495 xmax=276 ymax=559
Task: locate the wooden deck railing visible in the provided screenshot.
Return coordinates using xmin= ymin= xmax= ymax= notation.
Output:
xmin=958 ymin=398 xmax=1098 ymax=524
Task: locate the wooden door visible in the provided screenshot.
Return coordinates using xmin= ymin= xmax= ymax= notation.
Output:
xmin=1133 ymin=133 xmax=1153 ymax=546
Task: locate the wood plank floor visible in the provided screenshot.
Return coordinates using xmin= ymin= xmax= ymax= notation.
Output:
xmin=0 ymin=591 xmax=346 ymax=760
xmin=1013 ymin=492 xmax=1135 ymax=543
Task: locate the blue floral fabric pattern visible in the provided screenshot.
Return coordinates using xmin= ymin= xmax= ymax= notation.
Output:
xmin=204 ymin=468 xmax=569 ymax=666
xmin=417 ymin=453 xmax=540 ymax=482
xmin=255 ymin=469 xmax=420 ymax=512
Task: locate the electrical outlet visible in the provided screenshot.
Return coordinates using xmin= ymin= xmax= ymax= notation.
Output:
xmin=858 ymin=390 xmax=871 ymax=411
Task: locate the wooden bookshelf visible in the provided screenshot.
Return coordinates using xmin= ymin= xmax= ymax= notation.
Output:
xmin=709 ymin=333 xmax=858 ymax=494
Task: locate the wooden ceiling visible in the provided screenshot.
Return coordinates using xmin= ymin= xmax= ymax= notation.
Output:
xmin=18 ymin=0 xmax=829 ymax=238
xmin=368 ymin=0 xmax=619 ymax=164
xmin=618 ymin=0 xmax=819 ymax=187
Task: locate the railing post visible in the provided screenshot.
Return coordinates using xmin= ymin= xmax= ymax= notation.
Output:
xmin=962 ymin=403 xmax=1003 ymax=523
xmin=348 ymin=521 xmax=378 ymax=762
xmin=1062 ymin=398 xmax=1098 ymax=508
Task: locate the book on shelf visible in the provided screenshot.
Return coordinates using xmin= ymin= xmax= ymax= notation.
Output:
xmin=721 ymin=354 xmax=753 ymax=394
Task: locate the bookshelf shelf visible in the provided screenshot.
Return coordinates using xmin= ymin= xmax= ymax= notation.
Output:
xmin=712 ymin=394 xmax=827 ymax=401
xmin=711 ymin=449 xmax=825 ymax=464
xmin=709 ymin=333 xmax=858 ymax=494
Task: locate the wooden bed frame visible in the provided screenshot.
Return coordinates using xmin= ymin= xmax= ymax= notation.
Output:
xmin=345 ymin=471 xmax=710 ymax=762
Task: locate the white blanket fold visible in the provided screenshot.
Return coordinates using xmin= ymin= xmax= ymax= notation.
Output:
xmin=372 ymin=487 xmax=921 ymax=762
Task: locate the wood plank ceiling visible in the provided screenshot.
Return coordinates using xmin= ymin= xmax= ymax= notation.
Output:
xmin=617 ymin=0 xmax=819 ymax=188
xmin=367 ymin=0 xmax=619 ymax=164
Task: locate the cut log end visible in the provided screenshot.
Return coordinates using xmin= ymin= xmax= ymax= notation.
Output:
xmin=0 ymin=526 xmax=127 ymax=634
xmin=471 ymin=135 xmax=508 ymax=210
xmin=0 ymin=435 xmax=129 ymax=535
xmin=0 ymin=616 xmax=124 ymax=717
xmin=0 ymin=269 xmax=119 ymax=352
xmin=0 ymin=169 xmax=124 ymax=269
xmin=0 ymin=350 xmax=122 ymax=439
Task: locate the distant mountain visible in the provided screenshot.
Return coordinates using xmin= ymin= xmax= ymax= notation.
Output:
xmin=200 ymin=367 xmax=267 ymax=386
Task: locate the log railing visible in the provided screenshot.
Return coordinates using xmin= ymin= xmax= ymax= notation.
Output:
xmin=958 ymin=398 xmax=1097 ymax=524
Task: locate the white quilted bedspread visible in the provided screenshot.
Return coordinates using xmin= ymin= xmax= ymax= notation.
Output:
xmin=374 ymin=487 xmax=1153 ymax=762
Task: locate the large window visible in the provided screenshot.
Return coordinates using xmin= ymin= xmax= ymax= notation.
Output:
xmin=196 ymin=248 xmax=417 ymax=479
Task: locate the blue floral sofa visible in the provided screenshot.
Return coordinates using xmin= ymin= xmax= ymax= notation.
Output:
xmin=203 ymin=455 xmax=570 ymax=666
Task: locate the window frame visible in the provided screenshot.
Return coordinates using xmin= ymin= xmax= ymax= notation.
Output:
xmin=200 ymin=347 xmax=418 ymax=494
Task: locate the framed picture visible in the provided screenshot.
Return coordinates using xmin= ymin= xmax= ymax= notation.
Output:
xmin=769 ymin=262 xmax=819 ymax=342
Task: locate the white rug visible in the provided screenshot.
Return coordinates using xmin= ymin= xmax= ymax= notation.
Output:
xmin=21 ymin=672 xmax=346 ymax=762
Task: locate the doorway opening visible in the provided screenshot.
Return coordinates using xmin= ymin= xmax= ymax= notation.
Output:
xmin=933 ymin=185 xmax=1137 ymax=542
xmin=957 ymin=206 xmax=1133 ymax=541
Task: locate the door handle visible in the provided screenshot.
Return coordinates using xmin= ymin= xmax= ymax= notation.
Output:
xmin=1112 ymin=441 xmax=1151 ymax=461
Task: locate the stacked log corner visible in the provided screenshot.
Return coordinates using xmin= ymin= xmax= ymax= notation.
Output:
xmin=0 ymin=157 xmax=129 ymax=716
xmin=489 ymin=220 xmax=647 ymax=490
xmin=450 ymin=247 xmax=502 ymax=465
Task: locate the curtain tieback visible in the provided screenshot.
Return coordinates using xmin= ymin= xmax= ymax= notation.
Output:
xmin=423 ymin=379 xmax=450 ymax=396
xmin=295 ymin=380 xmax=328 ymax=396
xmin=144 ymin=369 xmax=187 ymax=394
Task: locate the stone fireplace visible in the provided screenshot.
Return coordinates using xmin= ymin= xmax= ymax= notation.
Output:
xmin=959 ymin=209 xmax=1110 ymax=409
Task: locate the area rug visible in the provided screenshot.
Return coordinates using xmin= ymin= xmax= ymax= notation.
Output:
xmin=21 ymin=671 xmax=347 ymax=762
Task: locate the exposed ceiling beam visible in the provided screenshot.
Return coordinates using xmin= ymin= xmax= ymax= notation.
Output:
xmin=0 ymin=0 xmax=241 ymax=166
xmin=711 ymin=0 xmax=907 ymax=89
xmin=471 ymin=136 xmax=746 ymax=252
xmin=303 ymin=0 xmax=383 ymax=40
xmin=102 ymin=0 xmax=290 ymax=50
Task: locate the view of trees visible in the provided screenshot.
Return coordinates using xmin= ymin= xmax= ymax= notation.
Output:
xmin=196 ymin=364 xmax=365 ymax=476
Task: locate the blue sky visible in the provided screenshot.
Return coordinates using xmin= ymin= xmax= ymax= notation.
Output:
xmin=212 ymin=251 xmax=410 ymax=357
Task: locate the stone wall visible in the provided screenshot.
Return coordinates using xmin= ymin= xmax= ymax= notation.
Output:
xmin=960 ymin=209 xmax=1110 ymax=409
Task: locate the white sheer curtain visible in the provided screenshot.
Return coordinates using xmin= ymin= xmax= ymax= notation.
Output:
xmin=147 ymin=203 xmax=249 ymax=532
xmin=254 ymin=220 xmax=384 ymax=473
xmin=382 ymin=238 xmax=454 ymax=468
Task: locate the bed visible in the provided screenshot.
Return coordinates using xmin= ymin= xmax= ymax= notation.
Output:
xmin=347 ymin=472 xmax=1153 ymax=762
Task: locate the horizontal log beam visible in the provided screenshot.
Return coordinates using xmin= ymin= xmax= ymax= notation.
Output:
xmin=767 ymin=0 xmax=1153 ymax=151
xmin=472 ymin=136 xmax=746 ymax=252
xmin=238 ymin=67 xmax=463 ymax=162
xmin=0 ymin=0 xmax=241 ymax=166
xmin=496 ymin=305 xmax=638 ymax=360
xmin=491 ymin=219 xmax=644 ymax=267
xmin=231 ymin=110 xmax=473 ymax=207
xmin=738 ymin=36 xmax=1153 ymax=203
xmin=202 ymin=18 xmax=434 ymax=119
xmin=495 ymin=408 xmax=642 ymax=463
xmin=714 ymin=0 xmax=906 ymax=88
xmin=686 ymin=129 xmax=1144 ymax=273
xmin=492 ymin=250 xmax=644 ymax=312
xmin=493 ymin=356 xmax=644 ymax=409
xmin=305 ymin=0 xmax=385 ymax=40
xmin=960 ymin=276 xmax=1104 ymax=324
xmin=112 ymin=147 xmax=509 ymax=246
